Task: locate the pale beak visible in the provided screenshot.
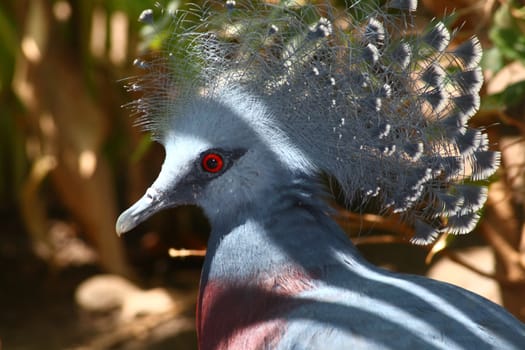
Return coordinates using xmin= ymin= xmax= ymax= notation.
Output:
xmin=116 ymin=141 xmax=207 ymax=236
xmin=116 ymin=187 xmax=166 ymax=236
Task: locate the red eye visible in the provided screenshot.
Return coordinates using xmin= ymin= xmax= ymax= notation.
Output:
xmin=202 ymin=153 xmax=224 ymax=173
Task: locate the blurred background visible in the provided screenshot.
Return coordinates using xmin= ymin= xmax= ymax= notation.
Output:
xmin=1 ymin=0 xmax=525 ymax=349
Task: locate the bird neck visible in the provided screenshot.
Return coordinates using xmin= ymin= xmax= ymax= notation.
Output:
xmin=201 ymin=179 xmax=357 ymax=282
xmin=196 ymin=179 xmax=362 ymax=348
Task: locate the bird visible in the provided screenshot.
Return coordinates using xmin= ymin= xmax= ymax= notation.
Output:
xmin=116 ymin=0 xmax=525 ymax=348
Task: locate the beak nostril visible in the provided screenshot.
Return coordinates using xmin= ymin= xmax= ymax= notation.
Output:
xmin=145 ymin=187 xmax=158 ymax=203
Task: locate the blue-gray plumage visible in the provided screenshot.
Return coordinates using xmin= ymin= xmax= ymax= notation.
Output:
xmin=116 ymin=0 xmax=525 ymax=348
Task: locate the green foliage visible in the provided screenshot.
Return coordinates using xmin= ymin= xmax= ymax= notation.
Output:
xmin=489 ymin=2 xmax=525 ymax=64
xmin=483 ymin=1 xmax=525 ymax=110
xmin=483 ymin=80 xmax=525 ymax=112
xmin=0 ymin=4 xmax=17 ymax=93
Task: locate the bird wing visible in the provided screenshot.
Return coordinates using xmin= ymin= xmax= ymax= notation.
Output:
xmin=275 ymin=267 xmax=525 ymax=350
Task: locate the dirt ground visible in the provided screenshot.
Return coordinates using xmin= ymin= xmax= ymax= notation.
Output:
xmin=0 ymin=210 xmax=200 ymax=350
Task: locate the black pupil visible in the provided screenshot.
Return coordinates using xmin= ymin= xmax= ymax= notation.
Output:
xmin=206 ymin=157 xmax=218 ymax=169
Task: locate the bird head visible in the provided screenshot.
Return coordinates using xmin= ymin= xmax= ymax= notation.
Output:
xmin=116 ymin=87 xmax=313 ymax=235
xmin=116 ymin=1 xmax=499 ymax=244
